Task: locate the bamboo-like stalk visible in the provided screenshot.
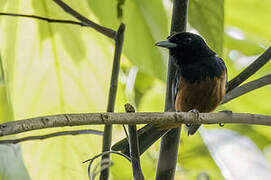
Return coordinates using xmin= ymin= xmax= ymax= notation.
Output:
xmin=99 ymin=23 xmax=125 ymax=180
xmin=156 ymin=0 xmax=189 ymax=179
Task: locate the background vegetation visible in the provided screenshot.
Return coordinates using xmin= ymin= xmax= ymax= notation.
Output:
xmin=0 ymin=0 xmax=270 ymax=179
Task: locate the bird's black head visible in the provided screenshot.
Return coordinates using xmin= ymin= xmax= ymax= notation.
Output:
xmin=156 ymin=32 xmax=215 ymax=65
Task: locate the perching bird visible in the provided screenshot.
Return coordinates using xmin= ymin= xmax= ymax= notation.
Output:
xmin=112 ymin=32 xmax=227 ymax=156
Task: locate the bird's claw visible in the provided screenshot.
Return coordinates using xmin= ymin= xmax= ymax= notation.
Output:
xmin=189 ymin=109 xmax=200 ymax=113
xmin=189 ymin=109 xmax=200 ymax=122
xmin=186 ymin=109 xmax=200 ymax=128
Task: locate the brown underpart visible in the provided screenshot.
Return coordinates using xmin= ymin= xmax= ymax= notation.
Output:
xmin=158 ymin=70 xmax=226 ymax=130
xmin=175 ymin=71 xmax=226 ymax=112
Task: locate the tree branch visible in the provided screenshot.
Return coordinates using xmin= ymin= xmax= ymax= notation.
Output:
xmin=0 ymin=129 xmax=103 ymax=144
xmin=100 ymin=23 xmax=125 ymax=180
xmin=156 ymin=0 xmax=189 ymax=179
xmin=1 ymin=112 xmax=270 ymax=138
xmin=125 ymin=104 xmax=144 ymax=180
xmin=223 ymin=73 xmax=271 ymax=104
xmin=0 ymin=12 xmax=87 ymax=26
xmin=52 ymin=0 xmax=116 ymax=39
xmin=227 ymin=47 xmax=271 ymax=93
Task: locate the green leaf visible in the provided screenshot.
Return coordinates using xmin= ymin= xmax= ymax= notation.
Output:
xmin=137 ymin=80 xmax=165 ymax=112
xmin=189 ymin=0 xmax=224 ymax=55
xmin=0 ymin=46 xmax=29 ymax=180
xmin=0 ymin=1 xmax=124 ymax=179
xmin=179 ymin=132 xmax=224 ymax=179
xmin=225 ymin=0 xmax=271 ymax=44
xmin=0 ymin=55 xmax=13 ymax=123
xmin=1 ymin=0 xmax=271 ymax=179
xmin=87 ymin=0 xmax=169 ymax=81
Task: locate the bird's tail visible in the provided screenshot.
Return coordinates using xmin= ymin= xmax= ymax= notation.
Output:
xmin=111 ymin=124 xmax=169 ymax=157
xmin=187 ymin=124 xmax=201 ymax=135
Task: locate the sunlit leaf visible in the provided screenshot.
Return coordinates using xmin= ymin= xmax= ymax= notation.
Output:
xmin=1 ymin=0 xmax=271 ymax=179
xmin=137 ymin=80 xmax=165 ymax=112
xmin=87 ymin=0 xmax=169 ymax=81
xmin=189 ymin=0 xmax=224 ymax=55
xmin=0 ymin=55 xmax=13 ymax=123
xmin=0 ymin=48 xmax=29 ymax=180
xmin=226 ymin=0 xmax=271 ymax=44
xmin=0 ymin=0 xmax=123 ymax=179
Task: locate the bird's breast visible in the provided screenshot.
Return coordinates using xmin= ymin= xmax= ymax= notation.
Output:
xmin=175 ymin=70 xmax=226 ymax=112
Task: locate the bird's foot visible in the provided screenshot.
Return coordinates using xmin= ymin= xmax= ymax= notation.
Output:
xmin=186 ymin=109 xmax=200 ymax=136
xmin=188 ymin=109 xmax=200 ymax=122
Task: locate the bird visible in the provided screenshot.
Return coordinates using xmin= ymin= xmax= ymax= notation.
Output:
xmin=111 ymin=32 xmax=227 ymax=157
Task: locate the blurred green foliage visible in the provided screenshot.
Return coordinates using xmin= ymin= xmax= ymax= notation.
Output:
xmin=0 ymin=0 xmax=270 ymax=179
xmin=0 ymin=55 xmax=13 ymax=123
xmin=189 ymin=0 xmax=224 ymax=55
xmin=0 ymin=54 xmax=30 ymax=179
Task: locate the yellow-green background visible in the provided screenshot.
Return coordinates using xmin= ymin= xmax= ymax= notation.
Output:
xmin=0 ymin=0 xmax=270 ymax=179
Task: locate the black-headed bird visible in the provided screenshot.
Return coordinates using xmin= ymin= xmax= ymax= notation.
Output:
xmin=112 ymin=32 xmax=227 ymax=156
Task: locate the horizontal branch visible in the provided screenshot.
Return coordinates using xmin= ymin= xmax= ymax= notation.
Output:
xmin=0 ymin=12 xmax=87 ymax=26
xmin=223 ymin=73 xmax=271 ymax=104
xmin=0 ymin=112 xmax=270 ymax=137
xmin=52 ymin=0 xmax=116 ymax=39
xmin=0 ymin=129 xmax=103 ymax=144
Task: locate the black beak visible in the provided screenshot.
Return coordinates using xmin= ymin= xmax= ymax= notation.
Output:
xmin=155 ymin=41 xmax=177 ymax=48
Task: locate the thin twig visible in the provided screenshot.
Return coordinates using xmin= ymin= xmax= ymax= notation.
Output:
xmin=227 ymin=47 xmax=271 ymax=93
xmin=100 ymin=23 xmax=125 ymax=180
xmin=0 ymin=129 xmax=103 ymax=144
xmin=156 ymin=0 xmax=189 ymax=179
xmin=122 ymin=125 xmax=129 ymax=139
xmin=125 ymin=104 xmax=144 ymax=180
xmin=92 ymin=161 xmax=114 ymax=180
xmin=223 ymin=73 xmax=271 ymax=104
xmin=83 ymin=151 xmax=131 ymax=180
xmin=52 ymin=0 xmax=116 ymax=39
xmin=0 ymin=112 xmax=271 ymax=137
xmin=0 ymin=12 xmax=88 ymax=26
xmin=83 ymin=151 xmax=131 ymax=164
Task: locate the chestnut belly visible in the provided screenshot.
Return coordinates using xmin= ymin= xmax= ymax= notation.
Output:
xmin=175 ymin=74 xmax=226 ymax=113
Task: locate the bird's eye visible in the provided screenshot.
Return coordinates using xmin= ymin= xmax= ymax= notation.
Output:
xmin=183 ymin=37 xmax=192 ymax=44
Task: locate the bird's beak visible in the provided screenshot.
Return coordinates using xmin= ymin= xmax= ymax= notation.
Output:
xmin=155 ymin=41 xmax=177 ymax=48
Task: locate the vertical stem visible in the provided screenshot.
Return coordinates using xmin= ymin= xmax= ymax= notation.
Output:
xmin=100 ymin=23 xmax=125 ymax=180
xmin=156 ymin=0 xmax=189 ymax=179
xmin=125 ymin=104 xmax=145 ymax=180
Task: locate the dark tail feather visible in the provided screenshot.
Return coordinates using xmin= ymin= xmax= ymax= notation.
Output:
xmin=187 ymin=124 xmax=201 ymax=135
xmin=111 ymin=124 xmax=169 ymax=157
